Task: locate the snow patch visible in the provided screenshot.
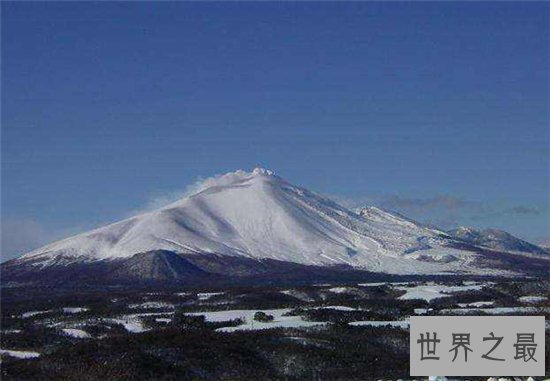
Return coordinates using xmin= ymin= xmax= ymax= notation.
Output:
xmin=457 ymin=301 xmax=495 ymax=308
xmin=21 ymin=310 xmax=52 ymax=318
xmin=128 ymin=302 xmax=175 ymax=310
xmin=62 ymin=328 xmax=91 ymax=339
xmin=357 ymin=282 xmax=410 ymax=287
xmin=518 ymin=295 xmax=547 ymax=303
xmin=105 ymin=317 xmax=148 ymax=333
xmin=327 ymin=287 xmax=354 ymax=294
xmin=313 ymin=305 xmax=358 ymax=311
xmin=63 ymin=307 xmax=88 ymax=314
xmin=197 ymin=292 xmax=224 ymax=301
xmin=396 ymin=283 xmax=483 ymax=302
xmin=188 ymin=308 xmax=324 ymax=332
xmin=279 ymin=289 xmax=314 ymax=302
xmin=2 ymin=329 xmax=22 ymax=334
xmin=0 ymin=349 xmax=40 ymax=359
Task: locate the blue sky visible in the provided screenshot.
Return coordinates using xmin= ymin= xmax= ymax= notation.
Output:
xmin=2 ymin=2 xmax=549 ymax=260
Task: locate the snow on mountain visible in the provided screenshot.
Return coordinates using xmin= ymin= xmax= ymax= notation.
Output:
xmin=6 ymin=168 xmax=545 ymax=278
xmin=357 ymin=206 xmax=447 ymax=238
xmin=447 ymin=227 xmax=548 ymax=257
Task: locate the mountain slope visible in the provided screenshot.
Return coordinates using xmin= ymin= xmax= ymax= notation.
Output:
xmin=447 ymin=227 xmax=548 ymax=256
xmin=3 ymin=169 xmax=547 ymax=281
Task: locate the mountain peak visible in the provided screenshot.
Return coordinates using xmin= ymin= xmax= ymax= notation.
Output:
xmin=8 ymin=169 xmax=548 ymax=279
xmin=179 ymin=168 xmax=278 ymax=200
xmin=252 ymin=167 xmax=274 ymax=176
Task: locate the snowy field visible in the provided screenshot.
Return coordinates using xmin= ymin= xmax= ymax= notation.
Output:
xmin=0 ymin=349 xmax=40 ymax=359
xmin=518 ymin=295 xmax=548 ymax=303
xmin=396 ymin=283 xmax=485 ymax=301
xmin=62 ymin=328 xmax=92 ymax=339
xmin=188 ymin=308 xmax=323 ymax=332
xmin=2 ymin=277 xmax=547 ymax=381
xmin=188 ymin=306 xmax=371 ymax=332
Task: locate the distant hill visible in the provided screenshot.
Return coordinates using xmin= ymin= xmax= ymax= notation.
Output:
xmin=447 ymin=227 xmax=548 ymax=256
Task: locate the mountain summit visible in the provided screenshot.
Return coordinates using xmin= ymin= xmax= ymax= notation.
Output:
xmin=3 ymin=169 xmax=548 ymax=283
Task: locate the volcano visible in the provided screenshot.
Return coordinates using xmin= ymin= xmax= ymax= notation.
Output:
xmin=3 ymin=168 xmax=548 ymax=284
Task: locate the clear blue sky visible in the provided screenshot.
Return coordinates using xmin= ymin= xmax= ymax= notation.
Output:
xmin=2 ymin=2 xmax=549 ymax=259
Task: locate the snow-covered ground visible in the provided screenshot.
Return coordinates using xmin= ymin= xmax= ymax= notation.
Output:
xmin=357 ymin=282 xmax=410 ymax=287
xmin=396 ymin=283 xmax=484 ymax=301
xmin=105 ymin=317 xmax=148 ymax=333
xmin=313 ymin=306 xmax=358 ymax=311
xmin=2 ymin=329 xmax=22 ymax=334
xmin=0 ymin=349 xmax=40 ymax=359
xmin=280 ymin=290 xmax=294 ymax=296
xmin=457 ymin=301 xmax=495 ymax=308
xmin=327 ymin=287 xmax=351 ymax=294
xmin=197 ymin=292 xmax=224 ymax=301
xmin=189 ymin=306 xmax=375 ymax=332
xmin=518 ymin=295 xmax=547 ymax=303
xmin=128 ymin=302 xmax=175 ymax=310
xmin=279 ymin=289 xmax=315 ymax=302
xmin=100 ymin=311 xmax=176 ymax=333
xmin=22 ymin=308 xmax=88 ymax=318
xmin=62 ymin=328 xmax=91 ymax=339
xmin=21 ymin=310 xmax=52 ymax=318
xmin=63 ymin=307 xmax=88 ymax=314
xmin=187 ymin=308 xmax=324 ymax=332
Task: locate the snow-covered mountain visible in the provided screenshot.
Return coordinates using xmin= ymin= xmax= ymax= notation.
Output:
xmin=447 ymin=227 xmax=548 ymax=256
xmin=3 ymin=168 xmax=548 ymax=283
xmin=539 ymin=242 xmax=550 ymax=253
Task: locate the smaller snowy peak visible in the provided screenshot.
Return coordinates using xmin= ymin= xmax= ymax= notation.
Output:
xmin=538 ymin=242 xmax=550 ymax=253
xmin=449 ymin=227 xmax=501 ymax=241
xmin=449 ymin=226 xmax=479 ymax=241
xmin=447 ymin=227 xmax=547 ymax=255
xmin=454 ymin=226 xmax=477 ymax=234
